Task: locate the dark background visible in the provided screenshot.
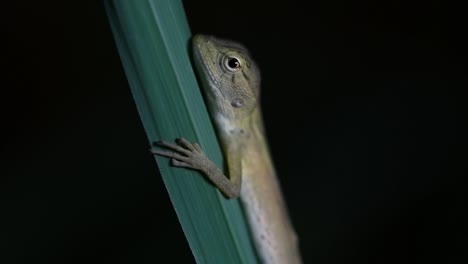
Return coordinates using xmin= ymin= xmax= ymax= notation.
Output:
xmin=2 ymin=1 xmax=465 ymax=263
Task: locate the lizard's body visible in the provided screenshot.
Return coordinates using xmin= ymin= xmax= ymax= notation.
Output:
xmin=238 ymin=109 xmax=301 ymax=264
xmin=152 ymin=35 xmax=302 ymax=264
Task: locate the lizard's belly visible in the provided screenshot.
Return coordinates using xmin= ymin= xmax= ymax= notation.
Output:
xmin=240 ymin=160 xmax=301 ymax=264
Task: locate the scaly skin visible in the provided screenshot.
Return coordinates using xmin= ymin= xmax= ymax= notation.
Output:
xmin=151 ymin=35 xmax=302 ymax=264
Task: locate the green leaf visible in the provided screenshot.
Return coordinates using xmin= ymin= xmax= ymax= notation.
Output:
xmin=104 ymin=1 xmax=258 ymax=263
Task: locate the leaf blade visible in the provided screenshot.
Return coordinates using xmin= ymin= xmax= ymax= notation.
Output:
xmin=104 ymin=1 xmax=258 ymax=263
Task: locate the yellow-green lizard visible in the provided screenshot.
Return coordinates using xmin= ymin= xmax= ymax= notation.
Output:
xmin=151 ymin=35 xmax=302 ymax=264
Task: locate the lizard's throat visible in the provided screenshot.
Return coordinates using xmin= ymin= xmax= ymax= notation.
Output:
xmin=213 ymin=113 xmax=251 ymax=143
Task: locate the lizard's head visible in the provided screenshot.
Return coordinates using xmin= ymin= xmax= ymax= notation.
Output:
xmin=192 ymin=34 xmax=261 ymax=123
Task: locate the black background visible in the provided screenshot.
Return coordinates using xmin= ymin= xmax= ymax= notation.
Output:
xmin=2 ymin=1 xmax=465 ymax=263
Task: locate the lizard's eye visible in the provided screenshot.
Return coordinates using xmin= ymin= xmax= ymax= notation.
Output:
xmin=224 ymin=56 xmax=241 ymax=72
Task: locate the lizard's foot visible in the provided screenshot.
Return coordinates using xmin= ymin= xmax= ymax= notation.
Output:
xmin=150 ymin=138 xmax=208 ymax=171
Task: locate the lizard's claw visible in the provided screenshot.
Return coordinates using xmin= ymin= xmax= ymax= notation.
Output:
xmin=150 ymin=138 xmax=208 ymax=171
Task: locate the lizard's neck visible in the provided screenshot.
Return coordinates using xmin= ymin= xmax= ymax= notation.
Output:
xmin=214 ymin=108 xmax=271 ymax=160
xmin=214 ymin=108 xmax=260 ymax=144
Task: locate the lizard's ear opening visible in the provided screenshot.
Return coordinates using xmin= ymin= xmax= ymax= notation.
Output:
xmin=231 ymin=98 xmax=244 ymax=108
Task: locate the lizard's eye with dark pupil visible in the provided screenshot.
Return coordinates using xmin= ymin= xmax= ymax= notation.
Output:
xmin=226 ymin=57 xmax=241 ymax=71
xmin=228 ymin=58 xmax=240 ymax=68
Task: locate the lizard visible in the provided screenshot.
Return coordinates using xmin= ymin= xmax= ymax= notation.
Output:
xmin=151 ymin=34 xmax=302 ymax=264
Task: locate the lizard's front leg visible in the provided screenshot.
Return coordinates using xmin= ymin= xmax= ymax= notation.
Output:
xmin=150 ymin=138 xmax=241 ymax=198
